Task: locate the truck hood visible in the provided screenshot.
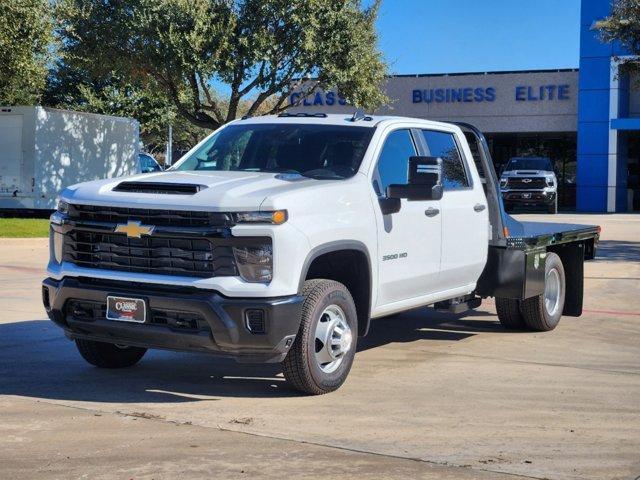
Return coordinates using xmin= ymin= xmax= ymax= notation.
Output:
xmin=60 ymin=170 xmax=322 ymax=211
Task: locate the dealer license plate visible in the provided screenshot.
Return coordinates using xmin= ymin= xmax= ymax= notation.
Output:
xmin=106 ymin=296 xmax=146 ymax=323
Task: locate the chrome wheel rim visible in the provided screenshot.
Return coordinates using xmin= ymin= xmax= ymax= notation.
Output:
xmin=544 ymin=267 xmax=561 ymax=316
xmin=314 ymin=305 xmax=352 ymax=373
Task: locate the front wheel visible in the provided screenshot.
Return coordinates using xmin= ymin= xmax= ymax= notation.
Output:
xmin=547 ymin=198 xmax=558 ymax=214
xmin=282 ymin=279 xmax=357 ymax=395
xmin=75 ymin=339 xmax=147 ymax=368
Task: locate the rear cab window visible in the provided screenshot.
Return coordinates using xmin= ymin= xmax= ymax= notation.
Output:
xmin=421 ymin=130 xmax=470 ymax=190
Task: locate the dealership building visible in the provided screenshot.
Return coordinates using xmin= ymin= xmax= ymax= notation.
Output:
xmin=290 ymin=0 xmax=639 ymax=212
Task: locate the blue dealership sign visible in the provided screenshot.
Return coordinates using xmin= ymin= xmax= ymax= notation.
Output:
xmin=412 ymin=85 xmax=571 ymax=104
xmin=289 ymin=91 xmax=348 ymax=107
xmin=515 ymin=84 xmax=570 ymax=101
xmin=412 ymin=87 xmax=496 ymax=103
xmin=290 ymin=83 xmax=572 ymax=107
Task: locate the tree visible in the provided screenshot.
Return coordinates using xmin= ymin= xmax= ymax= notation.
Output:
xmin=44 ymin=62 xmax=196 ymax=152
xmin=595 ymin=0 xmax=640 ymax=72
xmin=0 ymin=0 xmax=53 ymax=105
xmin=54 ymin=0 xmax=387 ymax=130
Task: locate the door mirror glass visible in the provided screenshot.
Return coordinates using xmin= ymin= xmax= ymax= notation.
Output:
xmin=387 ymin=156 xmax=443 ymax=201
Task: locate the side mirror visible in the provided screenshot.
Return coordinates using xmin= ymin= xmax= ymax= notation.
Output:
xmin=378 ymin=197 xmax=401 ymax=215
xmin=387 ymin=156 xmax=443 ymax=201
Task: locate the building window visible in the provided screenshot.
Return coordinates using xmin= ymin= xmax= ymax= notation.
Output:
xmin=421 ymin=130 xmax=469 ymax=190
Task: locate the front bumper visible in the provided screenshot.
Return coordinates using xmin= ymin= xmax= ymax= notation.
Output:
xmin=42 ymin=277 xmax=304 ymax=363
xmin=502 ymin=191 xmax=556 ymax=205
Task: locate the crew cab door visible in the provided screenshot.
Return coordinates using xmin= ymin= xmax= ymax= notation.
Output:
xmin=372 ymin=128 xmax=442 ymax=306
xmin=420 ymin=129 xmax=488 ymax=288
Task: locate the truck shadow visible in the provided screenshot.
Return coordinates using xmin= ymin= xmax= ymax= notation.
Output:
xmin=358 ymin=306 xmax=506 ymax=353
xmin=0 ymin=308 xmax=501 ymax=402
xmin=0 ymin=319 xmax=288 ymax=402
xmin=594 ymin=240 xmax=640 ymax=262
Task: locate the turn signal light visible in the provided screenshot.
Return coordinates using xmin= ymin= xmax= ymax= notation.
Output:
xmin=271 ymin=210 xmax=287 ymax=225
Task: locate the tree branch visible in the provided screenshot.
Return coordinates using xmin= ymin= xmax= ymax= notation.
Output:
xmin=161 ymin=72 xmax=219 ymax=129
xmin=196 ymin=73 xmax=224 ymax=124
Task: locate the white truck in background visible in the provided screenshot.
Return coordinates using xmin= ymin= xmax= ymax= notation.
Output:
xmin=500 ymin=156 xmax=559 ymax=214
xmin=0 ymin=106 xmax=140 ymax=211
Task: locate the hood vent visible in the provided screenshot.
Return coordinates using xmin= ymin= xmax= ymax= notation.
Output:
xmin=113 ymin=181 xmax=206 ymax=195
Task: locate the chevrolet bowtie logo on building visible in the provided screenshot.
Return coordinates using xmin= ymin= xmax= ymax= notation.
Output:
xmin=114 ymin=220 xmax=155 ymax=238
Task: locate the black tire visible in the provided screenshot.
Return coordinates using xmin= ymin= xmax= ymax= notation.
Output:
xmin=75 ymin=339 xmax=147 ymax=368
xmin=520 ymin=252 xmax=565 ymax=331
xmin=547 ymin=199 xmax=558 ymax=214
xmin=283 ymin=279 xmax=358 ymax=395
xmin=495 ymin=297 xmax=526 ymax=330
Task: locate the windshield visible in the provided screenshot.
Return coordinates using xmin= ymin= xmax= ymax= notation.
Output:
xmin=506 ymin=157 xmax=554 ymax=171
xmin=172 ymin=123 xmax=375 ymax=180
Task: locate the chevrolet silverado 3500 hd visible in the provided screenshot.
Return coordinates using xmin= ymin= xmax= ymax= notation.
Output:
xmin=43 ymin=113 xmax=599 ymax=395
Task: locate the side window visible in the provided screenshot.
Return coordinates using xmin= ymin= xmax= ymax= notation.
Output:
xmin=421 ymin=130 xmax=469 ymax=190
xmin=375 ymin=129 xmax=417 ymax=195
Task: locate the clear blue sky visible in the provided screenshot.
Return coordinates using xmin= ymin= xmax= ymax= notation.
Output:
xmin=373 ymin=0 xmax=581 ymax=74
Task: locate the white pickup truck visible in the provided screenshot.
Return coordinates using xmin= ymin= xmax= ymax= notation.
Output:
xmin=42 ymin=113 xmax=599 ymax=394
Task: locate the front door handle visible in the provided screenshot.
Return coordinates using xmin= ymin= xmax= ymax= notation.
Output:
xmin=425 ymin=207 xmax=440 ymax=217
xmin=473 ymin=203 xmax=486 ymax=212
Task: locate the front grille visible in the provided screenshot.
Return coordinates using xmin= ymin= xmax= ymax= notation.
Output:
xmin=66 ymin=300 xmax=106 ymax=321
xmin=66 ymin=300 xmax=209 ymax=332
xmin=151 ymin=309 xmax=208 ymax=330
xmin=63 ymin=230 xmax=237 ymax=278
xmin=507 ymin=177 xmax=547 ymax=190
xmin=69 ymin=204 xmax=233 ymax=228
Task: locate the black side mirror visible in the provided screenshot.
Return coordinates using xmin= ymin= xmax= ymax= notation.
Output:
xmin=387 ymin=156 xmax=443 ymax=201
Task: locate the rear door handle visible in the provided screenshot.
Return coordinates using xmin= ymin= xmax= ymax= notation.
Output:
xmin=425 ymin=207 xmax=440 ymax=217
xmin=473 ymin=204 xmax=486 ymax=212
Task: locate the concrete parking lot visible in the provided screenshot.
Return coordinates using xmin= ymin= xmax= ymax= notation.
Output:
xmin=1 ymin=214 xmax=639 ymax=480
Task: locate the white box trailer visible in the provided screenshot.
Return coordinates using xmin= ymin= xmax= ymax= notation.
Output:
xmin=0 ymin=106 xmax=140 ymax=210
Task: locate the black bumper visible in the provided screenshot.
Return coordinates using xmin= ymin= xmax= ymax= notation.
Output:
xmin=502 ymin=191 xmax=556 ymax=205
xmin=42 ymin=277 xmax=304 ymax=363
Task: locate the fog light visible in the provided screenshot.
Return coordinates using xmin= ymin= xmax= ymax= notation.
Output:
xmin=245 ymin=309 xmax=266 ymax=334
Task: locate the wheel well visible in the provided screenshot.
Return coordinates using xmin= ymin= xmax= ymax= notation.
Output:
xmin=304 ymin=249 xmax=371 ymax=337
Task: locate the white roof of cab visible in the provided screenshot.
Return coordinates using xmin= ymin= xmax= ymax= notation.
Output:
xmin=234 ymin=113 xmax=457 ymax=130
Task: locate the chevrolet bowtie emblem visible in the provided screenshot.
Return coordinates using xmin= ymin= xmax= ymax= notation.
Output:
xmin=114 ymin=220 xmax=155 ymax=238
xmin=522 ymin=178 xmax=532 ymax=183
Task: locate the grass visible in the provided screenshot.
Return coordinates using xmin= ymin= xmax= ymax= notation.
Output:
xmin=0 ymin=218 xmax=50 ymax=238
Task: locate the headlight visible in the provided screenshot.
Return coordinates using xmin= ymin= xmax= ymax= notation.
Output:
xmin=52 ymin=230 xmax=64 ymax=263
xmin=500 ymin=178 xmax=508 ymax=188
xmin=57 ymin=200 xmax=69 ymax=214
xmin=233 ymin=210 xmax=287 ymax=225
xmin=546 ymin=177 xmax=555 ymax=187
xmin=51 ymin=201 xmax=69 ymax=226
xmin=50 ymin=200 xmax=69 ymax=262
xmin=233 ymin=244 xmax=273 ymax=283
